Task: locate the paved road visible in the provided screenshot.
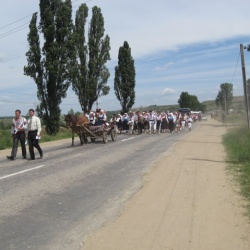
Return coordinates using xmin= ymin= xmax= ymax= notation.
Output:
xmin=0 ymin=127 xmax=195 ymax=250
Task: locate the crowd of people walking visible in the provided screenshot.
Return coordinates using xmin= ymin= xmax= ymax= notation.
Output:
xmin=110 ymin=110 xmax=195 ymax=134
xmin=6 ymin=108 xmax=199 ymax=160
xmin=86 ymin=109 xmax=196 ymax=135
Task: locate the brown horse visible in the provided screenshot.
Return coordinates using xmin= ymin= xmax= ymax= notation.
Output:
xmin=64 ymin=114 xmax=89 ymax=146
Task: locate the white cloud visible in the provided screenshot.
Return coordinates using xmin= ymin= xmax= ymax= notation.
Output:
xmin=154 ymin=62 xmax=174 ymax=72
xmin=0 ymin=0 xmax=250 ymax=115
xmin=162 ymin=88 xmax=177 ymax=95
xmin=97 ymin=0 xmax=250 ymax=60
xmin=0 ymin=95 xmax=10 ymax=101
xmin=0 ymin=53 xmax=5 ymax=63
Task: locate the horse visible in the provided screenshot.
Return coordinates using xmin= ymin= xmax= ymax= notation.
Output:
xmin=64 ymin=114 xmax=89 ymax=146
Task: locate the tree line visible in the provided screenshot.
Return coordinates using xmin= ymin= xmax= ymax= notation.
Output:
xmin=23 ymin=1 xmax=240 ymax=136
xmin=24 ymin=0 xmax=135 ymax=135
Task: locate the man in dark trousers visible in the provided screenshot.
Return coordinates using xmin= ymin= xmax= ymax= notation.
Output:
xmin=135 ymin=110 xmax=144 ymax=135
xmin=27 ymin=109 xmax=43 ymax=160
xmin=7 ymin=109 xmax=27 ymax=160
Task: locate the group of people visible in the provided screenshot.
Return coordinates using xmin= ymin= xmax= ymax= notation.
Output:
xmin=85 ymin=109 xmax=194 ymax=135
xmin=110 ymin=110 xmax=194 ymax=134
xmin=88 ymin=109 xmax=108 ymax=126
xmin=6 ymin=108 xmax=195 ymax=160
xmin=6 ymin=109 xmax=43 ymax=161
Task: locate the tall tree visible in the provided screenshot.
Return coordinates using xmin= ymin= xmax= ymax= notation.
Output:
xmin=215 ymin=83 xmax=233 ymax=114
xmin=178 ymin=92 xmax=201 ymax=110
xmin=178 ymin=92 xmax=191 ymax=108
xmin=71 ymin=5 xmax=111 ymax=113
xmin=24 ymin=0 xmax=74 ymax=135
xmin=114 ymin=41 xmax=136 ymax=114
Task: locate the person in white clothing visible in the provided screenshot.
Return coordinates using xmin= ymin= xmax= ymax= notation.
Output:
xmin=7 ymin=109 xmax=27 ymax=160
xmin=147 ymin=110 xmax=156 ymax=134
xmin=27 ymin=109 xmax=43 ymax=160
xmin=128 ymin=112 xmax=135 ymax=134
xmin=89 ymin=111 xmax=96 ymax=125
xmin=187 ymin=115 xmax=193 ymax=131
xmin=156 ymin=112 xmax=162 ymax=134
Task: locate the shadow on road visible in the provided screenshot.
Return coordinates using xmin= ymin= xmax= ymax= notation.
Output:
xmin=186 ymin=157 xmax=232 ymax=164
xmin=178 ymin=140 xmax=221 ymax=144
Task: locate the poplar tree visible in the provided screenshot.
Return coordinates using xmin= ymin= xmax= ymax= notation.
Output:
xmin=71 ymin=5 xmax=111 ymax=113
xmin=114 ymin=41 xmax=136 ymax=114
xmin=215 ymin=83 xmax=233 ymax=114
xmin=24 ymin=0 xmax=74 ymax=135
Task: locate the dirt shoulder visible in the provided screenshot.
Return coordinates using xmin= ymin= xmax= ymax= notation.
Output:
xmin=84 ymin=119 xmax=250 ymax=250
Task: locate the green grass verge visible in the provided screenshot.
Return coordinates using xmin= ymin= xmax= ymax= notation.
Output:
xmin=0 ymin=130 xmax=13 ymax=150
xmin=40 ymin=127 xmax=72 ymax=142
xmin=223 ymin=126 xmax=250 ymax=216
xmin=0 ymin=127 xmax=72 ymax=150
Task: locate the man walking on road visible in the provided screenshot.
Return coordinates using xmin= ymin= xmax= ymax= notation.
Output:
xmin=27 ymin=109 xmax=43 ymax=160
xmin=135 ymin=110 xmax=144 ymax=135
xmin=7 ymin=109 xmax=27 ymax=160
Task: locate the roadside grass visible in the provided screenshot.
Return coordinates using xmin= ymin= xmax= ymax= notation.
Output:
xmin=41 ymin=127 xmax=72 ymax=142
xmin=215 ymin=112 xmax=247 ymax=125
xmin=0 ymin=127 xmax=72 ymax=150
xmin=0 ymin=130 xmax=13 ymax=150
xmin=226 ymin=112 xmax=247 ymax=125
xmin=223 ymin=126 xmax=250 ymax=216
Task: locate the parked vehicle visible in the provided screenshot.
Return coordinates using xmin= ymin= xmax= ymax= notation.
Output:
xmin=201 ymin=115 xmax=207 ymax=121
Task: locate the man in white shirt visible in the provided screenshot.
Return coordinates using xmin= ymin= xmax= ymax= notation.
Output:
xmin=128 ymin=111 xmax=135 ymax=134
xmin=147 ymin=110 xmax=156 ymax=134
xmin=7 ymin=109 xmax=27 ymax=160
xmin=27 ymin=109 xmax=43 ymax=160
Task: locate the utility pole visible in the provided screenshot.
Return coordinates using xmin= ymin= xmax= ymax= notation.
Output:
xmin=240 ymin=44 xmax=250 ymax=129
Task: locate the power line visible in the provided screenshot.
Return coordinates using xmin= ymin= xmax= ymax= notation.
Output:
xmin=0 ymin=22 xmax=30 ymax=39
xmin=230 ymin=51 xmax=240 ymax=84
xmin=0 ymin=90 xmax=35 ymax=96
xmin=0 ymin=100 xmax=35 ymax=104
xmin=0 ymin=99 xmax=81 ymax=106
xmin=0 ymin=13 xmax=34 ymax=30
xmin=0 ymin=0 xmax=95 ymax=40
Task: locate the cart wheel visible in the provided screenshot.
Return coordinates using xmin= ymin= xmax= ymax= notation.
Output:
xmin=103 ymin=131 xmax=108 ymax=143
xmin=111 ymin=128 xmax=117 ymax=141
xmin=91 ymin=138 xmax=96 ymax=142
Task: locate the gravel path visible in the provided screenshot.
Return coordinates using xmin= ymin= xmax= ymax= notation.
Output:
xmin=84 ymin=119 xmax=250 ymax=250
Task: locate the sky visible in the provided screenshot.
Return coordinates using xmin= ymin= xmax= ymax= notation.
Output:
xmin=1 ymin=0 xmax=250 ymax=116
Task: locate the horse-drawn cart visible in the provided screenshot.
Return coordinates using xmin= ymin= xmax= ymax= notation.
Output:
xmin=63 ymin=114 xmax=117 ymax=146
xmin=86 ymin=124 xmax=117 ymax=143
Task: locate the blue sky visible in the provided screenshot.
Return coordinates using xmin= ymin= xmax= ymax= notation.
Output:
xmin=1 ymin=0 xmax=250 ymax=116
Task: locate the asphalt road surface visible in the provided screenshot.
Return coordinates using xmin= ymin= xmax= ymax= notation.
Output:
xmin=0 ymin=127 xmax=194 ymax=250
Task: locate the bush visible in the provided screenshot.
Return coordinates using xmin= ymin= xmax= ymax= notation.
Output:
xmin=0 ymin=119 xmax=11 ymax=129
xmin=223 ymin=127 xmax=250 ymax=164
xmin=223 ymin=127 xmax=250 ymax=215
xmin=0 ymin=130 xmax=13 ymax=150
xmin=0 ymin=127 xmax=72 ymax=150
